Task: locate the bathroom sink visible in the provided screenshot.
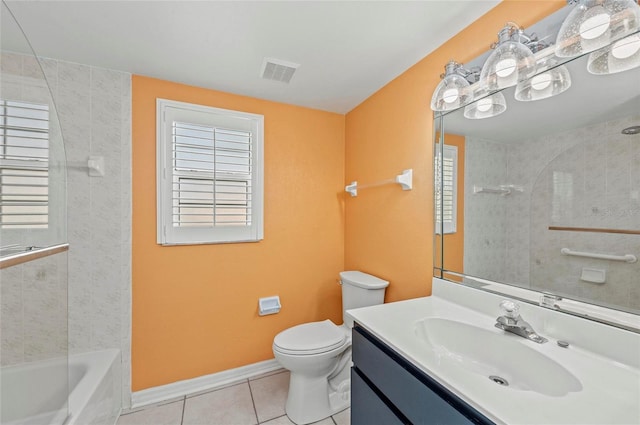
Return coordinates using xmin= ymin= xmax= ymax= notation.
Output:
xmin=414 ymin=318 xmax=582 ymax=397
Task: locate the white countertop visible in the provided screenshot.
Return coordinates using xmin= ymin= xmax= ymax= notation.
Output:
xmin=346 ymin=278 xmax=640 ymax=425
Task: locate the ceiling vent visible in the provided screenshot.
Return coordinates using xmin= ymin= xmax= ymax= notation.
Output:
xmin=260 ymin=58 xmax=300 ymax=84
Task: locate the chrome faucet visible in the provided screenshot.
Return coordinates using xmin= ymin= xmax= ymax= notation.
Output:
xmin=495 ymin=300 xmax=547 ymax=344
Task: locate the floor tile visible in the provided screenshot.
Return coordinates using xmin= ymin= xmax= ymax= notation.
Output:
xmin=261 ymin=415 xmax=335 ymax=425
xmin=183 ymin=382 xmax=257 ymax=425
xmin=260 ymin=415 xmax=295 ymax=425
xmin=116 ymin=400 xmax=184 ymax=425
xmin=119 ymin=396 xmax=186 ymax=416
xmin=332 ymin=408 xmax=350 ymax=425
xmin=249 ymin=371 xmax=289 ymax=423
xmin=312 ymin=417 xmax=335 ymax=425
xmin=186 ymin=379 xmax=247 ymax=399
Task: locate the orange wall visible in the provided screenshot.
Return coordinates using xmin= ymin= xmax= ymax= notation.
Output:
xmin=344 ymin=0 xmax=564 ymax=300
xmin=132 ymin=76 xmax=345 ymax=390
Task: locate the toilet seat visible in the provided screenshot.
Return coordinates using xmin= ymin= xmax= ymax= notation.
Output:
xmin=274 ymin=320 xmax=346 ymax=355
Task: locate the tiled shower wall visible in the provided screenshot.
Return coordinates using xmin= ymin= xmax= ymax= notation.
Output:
xmin=464 ymin=113 xmax=640 ymax=312
xmin=1 ymin=253 xmax=68 ymax=365
xmin=0 ymin=52 xmax=132 ymax=405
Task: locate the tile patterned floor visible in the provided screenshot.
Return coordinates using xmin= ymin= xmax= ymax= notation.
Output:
xmin=117 ymin=370 xmax=351 ymax=425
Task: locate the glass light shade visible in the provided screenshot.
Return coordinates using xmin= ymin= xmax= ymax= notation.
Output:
xmin=430 ymin=62 xmax=472 ymax=111
xmin=463 ymin=91 xmax=507 ymax=120
xmin=587 ymin=33 xmax=640 ymax=74
xmin=556 ymin=0 xmax=640 ymax=58
xmin=479 ymin=27 xmax=537 ymax=90
xmin=515 ymin=65 xmax=572 ymax=101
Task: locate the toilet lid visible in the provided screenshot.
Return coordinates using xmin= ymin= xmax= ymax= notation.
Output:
xmin=273 ymin=320 xmax=347 ymax=355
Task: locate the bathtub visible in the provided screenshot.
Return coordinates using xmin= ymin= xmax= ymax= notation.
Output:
xmin=1 ymin=349 xmax=121 ymax=425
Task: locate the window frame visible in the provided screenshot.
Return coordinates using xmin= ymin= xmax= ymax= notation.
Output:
xmin=156 ymin=99 xmax=264 ymax=245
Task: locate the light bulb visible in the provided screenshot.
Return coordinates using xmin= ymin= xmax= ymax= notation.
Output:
xmin=476 ymin=97 xmax=493 ymax=112
xmin=464 ymin=92 xmax=506 ymax=119
xmin=442 ymin=88 xmax=460 ymax=104
xmin=495 ymin=58 xmax=517 ymax=77
xmin=530 ymin=73 xmax=552 ymax=91
xmin=579 ymin=13 xmax=610 ymax=40
xmin=611 ymin=34 xmax=640 ymax=59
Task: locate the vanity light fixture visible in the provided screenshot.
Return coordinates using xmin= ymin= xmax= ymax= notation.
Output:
xmin=463 ymin=91 xmax=507 ymax=120
xmin=515 ymin=55 xmax=571 ymax=102
xmin=587 ymin=32 xmax=640 ymax=74
xmin=429 ymin=3 xmax=639 ymax=118
xmin=556 ymin=0 xmax=640 ymax=58
xmin=430 ymin=60 xmax=477 ymax=112
xmin=479 ymin=23 xmax=538 ymax=90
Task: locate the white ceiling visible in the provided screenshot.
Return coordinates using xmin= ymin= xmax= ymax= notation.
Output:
xmin=3 ymin=1 xmax=500 ymax=114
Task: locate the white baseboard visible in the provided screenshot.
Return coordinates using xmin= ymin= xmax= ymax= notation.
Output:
xmin=131 ymin=358 xmax=283 ymax=408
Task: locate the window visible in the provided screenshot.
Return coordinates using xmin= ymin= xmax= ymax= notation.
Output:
xmin=0 ymin=99 xmax=49 ymax=229
xmin=156 ymin=99 xmax=264 ymax=245
xmin=435 ymin=144 xmax=457 ymax=234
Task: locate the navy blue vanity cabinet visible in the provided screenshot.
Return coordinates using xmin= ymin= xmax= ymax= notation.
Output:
xmin=351 ymin=324 xmax=494 ymax=425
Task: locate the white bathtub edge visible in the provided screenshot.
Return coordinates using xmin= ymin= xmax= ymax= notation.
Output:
xmin=131 ymin=358 xmax=281 ymax=409
xmin=67 ymin=349 xmax=121 ymax=425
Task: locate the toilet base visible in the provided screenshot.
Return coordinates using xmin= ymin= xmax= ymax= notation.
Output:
xmin=285 ymin=374 xmax=350 ymax=425
xmin=328 ymin=379 xmax=350 ymax=414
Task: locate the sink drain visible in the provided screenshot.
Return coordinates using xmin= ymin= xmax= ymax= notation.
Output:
xmin=489 ymin=375 xmax=509 ymax=386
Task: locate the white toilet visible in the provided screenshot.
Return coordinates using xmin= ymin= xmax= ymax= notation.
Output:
xmin=272 ymin=271 xmax=389 ymax=425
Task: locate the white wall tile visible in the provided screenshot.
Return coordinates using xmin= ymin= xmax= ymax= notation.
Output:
xmin=1 ymin=264 xmax=25 ymax=366
xmin=58 ymin=62 xmax=91 ymax=162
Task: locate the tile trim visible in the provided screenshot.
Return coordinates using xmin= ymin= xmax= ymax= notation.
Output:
xmin=131 ymin=358 xmax=281 ymax=409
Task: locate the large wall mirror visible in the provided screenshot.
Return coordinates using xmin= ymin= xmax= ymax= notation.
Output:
xmin=434 ymin=4 xmax=640 ymax=330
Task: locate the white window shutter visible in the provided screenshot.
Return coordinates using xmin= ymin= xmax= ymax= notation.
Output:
xmin=435 ymin=144 xmax=457 ymax=234
xmin=0 ymin=99 xmax=49 ymax=229
xmin=157 ymin=99 xmax=264 ymax=245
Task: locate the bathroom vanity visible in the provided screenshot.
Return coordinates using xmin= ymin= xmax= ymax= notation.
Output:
xmin=347 ymin=278 xmax=640 ymax=425
xmin=351 ymin=324 xmax=491 ymax=424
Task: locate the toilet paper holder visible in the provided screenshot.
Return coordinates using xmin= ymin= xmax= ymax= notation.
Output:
xmin=259 ymin=296 xmax=281 ymax=316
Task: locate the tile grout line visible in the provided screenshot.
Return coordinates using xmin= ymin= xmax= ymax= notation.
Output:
xmin=246 ymin=378 xmax=260 ymax=424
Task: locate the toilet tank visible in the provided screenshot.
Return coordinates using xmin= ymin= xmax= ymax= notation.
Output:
xmin=340 ymin=271 xmax=389 ymax=327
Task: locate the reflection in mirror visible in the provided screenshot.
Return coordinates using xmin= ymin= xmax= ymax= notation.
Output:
xmin=434 ymin=5 xmax=640 ymax=327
